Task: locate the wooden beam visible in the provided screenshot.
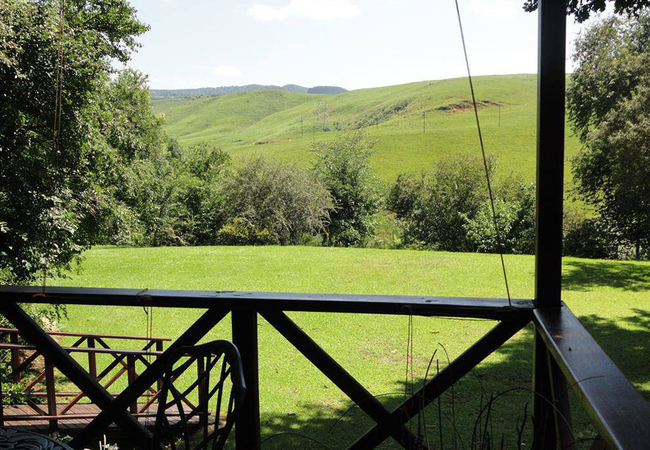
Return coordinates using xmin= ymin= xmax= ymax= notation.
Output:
xmin=0 ymin=286 xmax=533 ymax=320
xmin=350 ymin=318 xmax=529 ymax=449
xmin=0 ymin=302 xmax=152 ymax=448
xmin=534 ymin=305 xmax=650 ymax=450
xmin=232 ymin=309 xmax=261 ymax=450
xmin=262 ymin=310 xmax=421 ymax=449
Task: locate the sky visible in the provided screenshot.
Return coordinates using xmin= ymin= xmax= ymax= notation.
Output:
xmin=124 ymin=0 xmax=596 ymax=90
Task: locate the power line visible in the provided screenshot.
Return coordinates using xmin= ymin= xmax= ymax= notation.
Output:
xmin=455 ymin=0 xmax=512 ymax=306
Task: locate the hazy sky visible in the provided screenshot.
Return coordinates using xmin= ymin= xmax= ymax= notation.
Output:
xmin=125 ymin=0 xmax=595 ymax=90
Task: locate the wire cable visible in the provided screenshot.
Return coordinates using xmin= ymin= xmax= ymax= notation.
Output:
xmin=454 ymin=0 xmax=512 ymax=306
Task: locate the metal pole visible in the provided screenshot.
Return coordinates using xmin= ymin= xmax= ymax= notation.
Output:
xmin=533 ymin=1 xmax=567 ymax=448
xmin=232 ymin=309 xmax=261 ymax=450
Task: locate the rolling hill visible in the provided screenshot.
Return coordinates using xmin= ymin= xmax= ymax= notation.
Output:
xmin=152 ymin=74 xmax=581 ymax=184
xmin=150 ymin=84 xmax=347 ymax=100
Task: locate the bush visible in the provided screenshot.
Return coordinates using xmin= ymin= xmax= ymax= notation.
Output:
xmin=220 ymin=158 xmax=333 ymax=245
xmin=464 ymin=176 xmax=536 ymax=254
xmin=388 ymin=156 xmax=536 ymax=254
xmin=563 ymin=208 xmax=618 ymax=259
xmin=388 ymin=155 xmax=488 ymax=251
xmin=312 ymin=132 xmax=382 ymax=246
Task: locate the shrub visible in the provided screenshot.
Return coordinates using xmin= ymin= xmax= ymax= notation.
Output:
xmin=563 ymin=208 xmax=618 ymax=259
xmin=464 ymin=176 xmax=536 ymax=254
xmin=221 ymin=158 xmax=333 ymax=245
xmin=312 ymin=132 xmax=382 ymax=246
xmin=388 ymin=155 xmax=488 ymax=251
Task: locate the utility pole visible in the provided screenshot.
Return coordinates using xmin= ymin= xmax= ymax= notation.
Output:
xmin=422 ymin=110 xmax=427 ymax=133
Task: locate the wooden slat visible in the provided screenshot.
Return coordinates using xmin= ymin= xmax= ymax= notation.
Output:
xmin=0 ymin=285 xmax=533 ymax=319
xmin=0 ymin=327 xmax=170 ymax=342
xmin=0 ymin=342 xmax=163 ymax=356
xmin=534 ymin=305 xmax=650 ymax=450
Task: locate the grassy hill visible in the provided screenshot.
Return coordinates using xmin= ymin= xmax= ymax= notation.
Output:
xmin=153 ymin=74 xmax=582 ymax=184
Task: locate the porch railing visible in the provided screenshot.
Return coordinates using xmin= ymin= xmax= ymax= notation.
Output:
xmin=0 ymin=286 xmax=648 ymax=449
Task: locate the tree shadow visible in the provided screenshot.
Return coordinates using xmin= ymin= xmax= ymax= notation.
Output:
xmin=562 ymin=260 xmax=650 ymax=292
xmin=249 ymin=311 xmax=649 ymax=449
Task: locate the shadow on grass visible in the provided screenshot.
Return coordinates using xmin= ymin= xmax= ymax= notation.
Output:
xmin=252 ymin=311 xmax=649 ymax=449
xmin=562 ymin=260 xmax=650 ymax=292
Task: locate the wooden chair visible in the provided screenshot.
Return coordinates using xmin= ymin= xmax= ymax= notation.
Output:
xmin=153 ymin=340 xmax=246 ymax=450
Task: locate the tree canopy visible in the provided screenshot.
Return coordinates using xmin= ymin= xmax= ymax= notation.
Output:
xmin=523 ymin=0 xmax=650 ymax=22
xmin=569 ymin=13 xmax=650 ymax=259
xmin=0 ymin=0 xmax=148 ymax=282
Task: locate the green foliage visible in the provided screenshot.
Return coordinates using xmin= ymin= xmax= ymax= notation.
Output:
xmin=153 ymin=75 xmax=572 ymax=185
xmin=465 ymin=177 xmax=536 ymax=254
xmin=388 ymin=157 xmax=536 ymax=254
xmin=221 ymin=158 xmax=333 ymax=245
xmin=563 ymin=209 xmax=617 ymax=259
xmin=312 ymin=133 xmax=382 ymax=246
xmin=388 ymin=156 xmax=489 ymax=251
xmin=523 ymin=0 xmax=650 ymax=23
xmin=567 ymin=13 xmax=650 ymax=140
xmin=570 ymin=13 xmax=650 ymax=259
xmin=0 ymin=0 xmax=147 ymax=283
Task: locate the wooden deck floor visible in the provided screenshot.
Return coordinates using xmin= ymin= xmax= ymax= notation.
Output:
xmin=1 ymin=403 xmax=200 ymax=436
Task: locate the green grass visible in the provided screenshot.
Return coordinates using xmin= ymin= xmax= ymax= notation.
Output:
xmin=52 ymin=246 xmax=649 ymax=448
xmin=153 ymin=75 xmax=582 ymax=185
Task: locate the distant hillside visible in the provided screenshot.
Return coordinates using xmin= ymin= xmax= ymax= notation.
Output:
xmin=152 ymin=75 xmax=581 ymax=184
xmin=150 ymin=84 xmax=347 ymax=100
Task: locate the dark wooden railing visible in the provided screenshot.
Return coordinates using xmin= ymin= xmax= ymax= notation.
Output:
xmin=0 ymin=327 xmax=208 ymax=434
xmin=0 ymin=287 xmax=647 ymax=449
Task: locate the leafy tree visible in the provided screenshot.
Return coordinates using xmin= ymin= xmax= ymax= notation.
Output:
xmin=569 ymin=13 xmax=650 ymax=259
xmin=220 ymin=158 xmax=333 ymax=245
xmin=388 ymin=156 xmax=488 ymax=251
xmin=0 ymin=0 xmax=147 ymax=283
xmin=173 ymin=144 xmax=232 ymax=245
xmin=312 ymin=132 xmax=382 ymax=246
xmin=574 ymin=85 xmax=650 ymax=258
xmin=464 ymin=177 xmax=536 ymax=254
xmin=523 ymin=0 xmax=650 ymax=23
xmin=567 ymin=13 xmax=650 ymax=140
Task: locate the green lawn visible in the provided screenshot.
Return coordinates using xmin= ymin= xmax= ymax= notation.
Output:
xmin=153 ymin=75 xmax=582 ymax=186
xmin=51 ymin=246 xmax=649 ymax=449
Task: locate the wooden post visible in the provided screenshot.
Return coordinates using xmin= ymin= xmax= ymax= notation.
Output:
xmin=10 ymin=333 xmax=20 ymax=382
xmin=533 ymin=0 xmax=569 ymax=448
xmin=127 ymin=355 xmax=137 ymax=414
xmin=197 ymin=356 xmax=208 ymax=441
xmin=156 ymin=340 xmax=164 ymax=396
xmin=87 ymin=337 xmax=97 ymax=380
xmin=45 ymin=356 xmax=58 ymax=433
xmin=232 ymin=309 xmax=261 ymax=450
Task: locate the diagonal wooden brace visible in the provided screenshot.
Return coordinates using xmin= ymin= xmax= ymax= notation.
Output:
xmin=349 ymin=318 xmax=530 ymax=449
xmin=71 ymin=306 xmax=228 ymax=449
xmin=0 ymin=302 xmax=152 ymax=447
xmin=261 ymin=310 xmax=421 ymax=449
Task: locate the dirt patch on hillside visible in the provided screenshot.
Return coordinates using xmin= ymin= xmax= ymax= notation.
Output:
xmin=255 ymin=138 xmax=294 ymax=145
xmin=436 ymin=100 xmax=501 ymax=113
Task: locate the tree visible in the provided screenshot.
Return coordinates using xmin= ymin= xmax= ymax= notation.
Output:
xmin=569 ymin=13 xmax=650 ymax=259
xmin=567 ymin=14 xmax=650 ymax=140
xmin=220 ymin=158 xmax=333 ymax=245
xmin=0 ymin=0 xmax=147 ymax=283
xmin=312 ymin=132 xmax=382 ymax=246
xmin=387 ymin=155 xmax=488 ymax=251
xmin=464 ymin=176 xmax=536 ymax=254
xmin=523 ymin=0 xmax=650 ymax=23
xmin=573 ymin=85 xmax=650 ymax=258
